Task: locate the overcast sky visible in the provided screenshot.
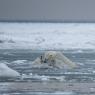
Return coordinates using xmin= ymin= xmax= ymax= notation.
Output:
xmin=0 ymin=0 xmax=95 ymax=22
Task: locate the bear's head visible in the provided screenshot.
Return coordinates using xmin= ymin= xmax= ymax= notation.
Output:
xmin=44 ymin=51 xmax=57 ymax=61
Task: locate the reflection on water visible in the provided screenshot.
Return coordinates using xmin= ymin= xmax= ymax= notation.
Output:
xmin=0 ymin=49 xmax=95 ymax=95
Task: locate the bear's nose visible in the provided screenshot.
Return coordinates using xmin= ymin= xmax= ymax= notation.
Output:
xmin=43 ymin=58 xmax=48 ymax=63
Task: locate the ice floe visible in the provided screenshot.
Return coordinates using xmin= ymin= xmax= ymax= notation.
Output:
xmin=0 ymin=63 xmax=20 ymax=78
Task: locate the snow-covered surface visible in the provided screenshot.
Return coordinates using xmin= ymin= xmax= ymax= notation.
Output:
xmin=0 ymin=63 xmax=20 ymax=78
xmin=0 ymin=22 xmax=95 ymax=50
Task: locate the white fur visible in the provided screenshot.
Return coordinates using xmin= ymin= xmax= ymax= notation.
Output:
xmin=32 ymin=51 xmax=77 ymax=69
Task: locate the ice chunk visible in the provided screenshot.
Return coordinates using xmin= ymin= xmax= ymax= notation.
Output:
xmin=0 ymin=63 xmax=20 ymax=78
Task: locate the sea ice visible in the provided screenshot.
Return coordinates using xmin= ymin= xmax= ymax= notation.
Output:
xmin=0 ymin=63 xmax=20 ymax=78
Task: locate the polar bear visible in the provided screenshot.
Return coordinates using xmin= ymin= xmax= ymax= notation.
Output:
xmin=0 ymin=63 xmax=20 ymax=78
xmin=32 ymin=51 xmax=77 ymax=69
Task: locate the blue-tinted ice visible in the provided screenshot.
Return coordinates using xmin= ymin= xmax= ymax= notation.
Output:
xmin=0 ymin=49 xmax=95 ymax=95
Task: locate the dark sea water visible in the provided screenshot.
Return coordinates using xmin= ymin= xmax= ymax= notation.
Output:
xmin=0 ymin=49 xmax=95 ymax=95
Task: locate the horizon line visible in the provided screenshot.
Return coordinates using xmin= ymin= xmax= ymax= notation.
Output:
xmin=1 ymin=20 xmax=95 ymax=23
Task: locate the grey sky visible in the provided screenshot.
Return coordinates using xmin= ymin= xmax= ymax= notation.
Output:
xmin=0 ymin=0 xmax=95 ymax=21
